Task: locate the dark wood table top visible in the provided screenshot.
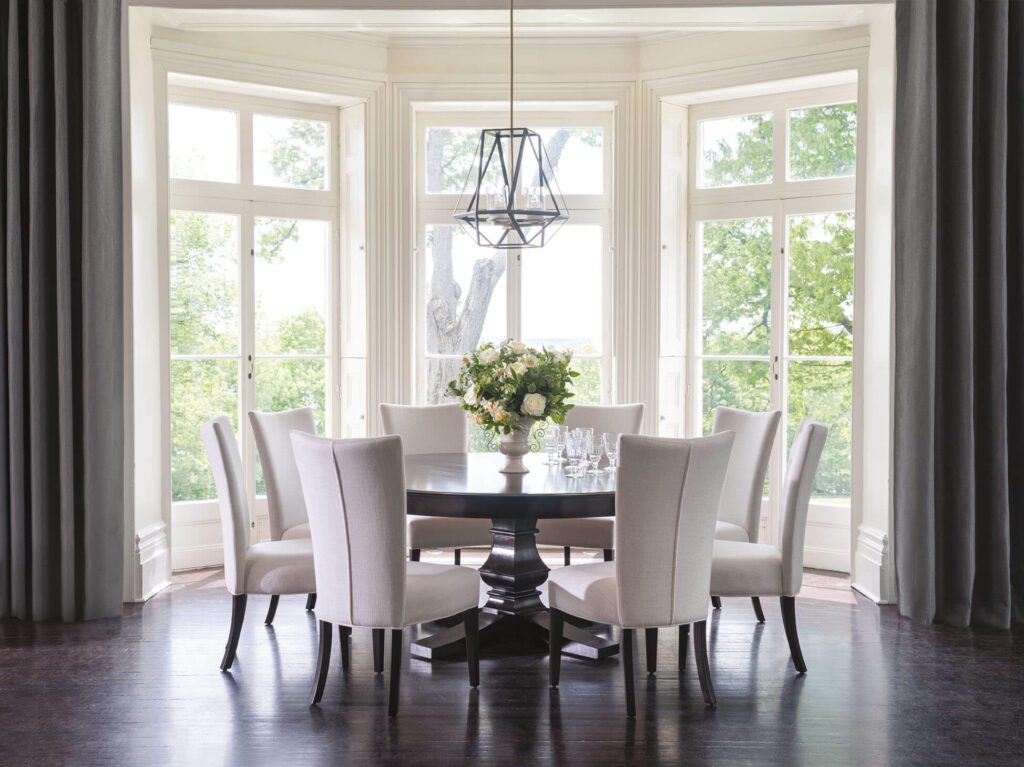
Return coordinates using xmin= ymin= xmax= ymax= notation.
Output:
xmin=404 ymin=452 xmax=615 ymax=520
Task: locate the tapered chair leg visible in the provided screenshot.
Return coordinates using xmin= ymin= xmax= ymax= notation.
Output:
xmin=264 ymin=595 xmax=280 ymax=625
xmin=711 ymin=596 xmax=722 ymax=610
xmin=463 ymin=609 xmax=480 ymax=688
xmin=388 ymin=629 xmax=403 ymax=717
xmin=678 ymin=624 xmax=690 ymax=669
xmin=305 ymin=593 xmax=317 ymax=611
xmin=622 ymin=628 xmax=637 ymax=718
xmin=751 ymin=596 xmax=766 ymax=623
xmin=693 ymin=620 xmax=716 ymax=708
xmin=780 ymin=596 xmax=807 ymax=673
xmin=220 ymin=594 xmax=247 ymax=671
xmin=409 ymin=548 xmax=421 ymax=562
xmin=372 ymin=628 xmax=385 ymax=673
xmin=339 ymin=625 xmax=351 ymax=670
xmin=310 ymin=620 xmax=333 ymax=705
xmin=645 ymin=628 xmax=658 ymax=674
xmin=603 ymin=549 xmax=614 ymax=562
xmin=549 ymin=609 xmax=564 ymax=687
xmin=454 ymin=548 xmax=461 ymax=565
xmin=563 ymin=547 xmax=571 ymax=566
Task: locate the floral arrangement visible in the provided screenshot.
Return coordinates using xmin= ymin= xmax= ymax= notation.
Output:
xmin=446 ymin=340 xmax=577 ymax=434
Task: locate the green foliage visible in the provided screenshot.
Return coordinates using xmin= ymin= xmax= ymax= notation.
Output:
xmin=265 ymin=119 xmax=327 ymax=190
xmin=702 ymin=114 xmax=773 ymax=187
xmin=788 ymin=104 xmax=857 ymax=180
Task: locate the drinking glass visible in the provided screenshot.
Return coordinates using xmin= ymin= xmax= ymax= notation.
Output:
xmin=586 ymin=438 xmax=604 ymax=474
xmin=543 ymin=426 xmax=560 ymax=466
xmin=564 ymin=433 xmax=583 ymax=477
xmin=602 ymin=432 xmax=620 ymax=473
xmin=554 ymin=424 xmax=567 ymax=463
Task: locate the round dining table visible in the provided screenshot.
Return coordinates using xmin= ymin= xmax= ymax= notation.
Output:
xmin=405 ymin=451 xmax=619 ymax=661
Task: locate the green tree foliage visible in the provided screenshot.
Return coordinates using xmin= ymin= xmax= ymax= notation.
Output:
xmin=264 ymin=119 xmax=327 ymax=189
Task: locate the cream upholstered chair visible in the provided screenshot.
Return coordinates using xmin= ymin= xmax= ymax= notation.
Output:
xmin=249 ymin=407 xmax=318 ymax=620
xmin=548 ymin=432 xmax=734 ymax=717
xmin=710 ymin=419 xmax=827 ymax=674
xmin=536 ymin=403 xmax=645 ymax=565
xmin=380 ymin=403 xmax=492 ymax=564
xmin=709 ymin=406 xmax=781 ymax=620
xmin=200 ymin=416 xmax=316 ymax=671
xmin=292 ymin=433 xmax=481 ymax=716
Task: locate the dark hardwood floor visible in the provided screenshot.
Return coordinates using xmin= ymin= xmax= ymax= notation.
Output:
xmin=2 ymin=554 xmax=1022 ymax=766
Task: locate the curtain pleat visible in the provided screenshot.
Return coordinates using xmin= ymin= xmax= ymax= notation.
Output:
xmin=1 ymin=0 xmax=123 ymax=622
xmin=895 ymin=0 xmax=1023 ymax=629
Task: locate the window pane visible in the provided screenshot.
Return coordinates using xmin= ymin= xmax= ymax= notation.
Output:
xmin=171 ymin=360 xmax=238 ymax=502
xmin=253 ymin=358 xmax=327 ymax=494
xmin=522 ymin=128 xmax=604 ymax=195
xmin=168 ymin=104 xmax=238 ymax=183
xmin=253 ymin=114 xmax=329 ymax=191
xmin=699 ymin=113 xmax=772 ymax=188
xmin=700 ymin=217 xmax=772 ymax=356
xmin=570 ymin=358 xmax=602 ymax=406
xmin=169 ymin=211 xmax=240 ymax=355
xmin=788 ymin=361 xmax=851 ymax=498
xmin=788 ymin=212 xmax=855 ymax=357
xmin=425 ymin=128 xmax=482 ymax=194
xmin=255 ymin=217 xmax=328 ymax=355
xmin=701 ymin=360 xmax=771 ymax=434
xmin=788 ymin=103 xmax=857 ymax=181
xmin=521 ymin=226 xmax=602 ymax=354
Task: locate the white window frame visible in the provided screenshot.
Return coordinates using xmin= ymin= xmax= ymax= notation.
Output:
xmin=685 ymin=84 xmax=858 ymax=558
xmin=413 ymin=108 xmax=615 ymax=408
xmin=165 ymin=85 xmax=341 ymax=546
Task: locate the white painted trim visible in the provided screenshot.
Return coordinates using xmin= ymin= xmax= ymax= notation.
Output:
xmin=130 ymin=523 xmax=171 ymax=602
xmin=853 ymin=523 xmax=893 ymax=603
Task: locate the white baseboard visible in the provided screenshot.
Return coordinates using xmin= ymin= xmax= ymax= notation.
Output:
xmin=130 ymin=522 xmax=171 ymax=602
xmin=852 ymin=524 xmax=895 ymax=604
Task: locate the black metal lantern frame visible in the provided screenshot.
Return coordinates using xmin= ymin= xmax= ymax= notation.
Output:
xmin=453 ymin=127 xmax=568 ymax=249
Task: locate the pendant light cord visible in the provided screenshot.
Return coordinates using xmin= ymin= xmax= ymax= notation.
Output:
xmin=509 ymin=0 xmax=514 ymax=135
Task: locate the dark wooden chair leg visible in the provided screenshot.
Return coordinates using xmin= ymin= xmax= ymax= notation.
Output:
xmin=305 ymin=593 xmax=317 ymax=611
xmin=339 ymin=625 xmax=351 ymax=670
xmin=409 ymin=548 xmax=421 ymax=562
xmin=372 ymin=628 xmax=385 ymax=673
xmin=563 ymin=547 xmax=571 ymax=566
xmin=603 ymin=549 xmax=614 ymax=562
xmin=310 ymin=620 xmax=333 ymax=705
xmin=220 ymin=594 xmax=247 ymax=671
xmin=645 ymin=628 xmax=658 ymax=674
xmin=388 ymin=629 xmax=403 ymax=717
xmin=751 ymin=596 xmax=766 ymax=623
xmin=622 ymin=628 xmax=637 ymax=718
xmin=454 ymin=548 xmax=461 ymax=565
xmin=463 ymin=609 xmax=479 ymax=688
xmin=549 ymin=608 xmax=564 ymax=687
xmin=693 ymin=620 xmax=716 ymax=708
xmin=780 ymin=596 xmax=807 ymax=673
xmin=264 ymin=595 xmax=280 ymax=625
xmin=711 ymin=596 xmax=722 ymax=610
xmin=678 ymin=624 xmax=690 ymax=669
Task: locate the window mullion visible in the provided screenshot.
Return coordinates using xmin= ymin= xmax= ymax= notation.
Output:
xmin=508 ymin=248 xmax=521 ymax=341
xmin=241 ymin=201 xmax=257 ymax=539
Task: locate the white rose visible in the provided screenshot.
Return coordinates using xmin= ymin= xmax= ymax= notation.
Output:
xmin=521 ymin=393 xmax=547 ymax=418
xmin=508 ymin=340 xmax=527 ymax=355
xmin=509 ymin=361 xmax=527 ymax=376
xmin=551 ymin=350 xmax=565 ymax=364
xmin=523 ymin=354 xmax=538 ymax=368
xmin=464 ymin=385 xmax=478 ymax=406
xmin=478 ymin=347 xmax=500 ymax=365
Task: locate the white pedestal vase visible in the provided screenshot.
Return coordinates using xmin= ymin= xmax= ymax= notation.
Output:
xmin=497 ymin=417 xmax=535 ymax=474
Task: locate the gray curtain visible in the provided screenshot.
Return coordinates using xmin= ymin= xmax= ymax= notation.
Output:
xmin=1 ymin=0 xmax=124 ymax=621
xmin=894 ymin=0 xmax=1023 ymax=629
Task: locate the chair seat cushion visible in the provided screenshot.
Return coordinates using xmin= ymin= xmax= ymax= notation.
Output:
xmin=407 ymin=515 xmax=493 ymax=549
xmin=244 ymin=539 xmax=316 ymax=595
xmin=710 ymin=540 xmax=783 ymax=597
xmin=403 ymin=562 xmax=481 ymax=626
xmin=547 ymin=561 xmax=619 ymax=626
xmin=536 ymin=517 xmax=614 ymax=550
xmin=281 ymin=523 xmax=310 ymax=540
xmin=714 ymin=520 xmax=750 ymax=542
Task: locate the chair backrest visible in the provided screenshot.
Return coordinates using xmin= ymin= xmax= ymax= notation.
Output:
xmin=200 ymin=416 xmax=250 ymax=596
xmin=291 ymin=433 xmax=408 ymax=629
xmin=563 ymin=403 xmax=645 ymax=435
xmin=778 ymin=419 xmax=828 ymax=596
xmin=379 ymin=403 xmax=467 ymax=454
xmin=712 ymin=406 xmax=782 ymax=542
xmin=614 ymin=432 xmax=734 ymax=628
xmin=249 ymin=407 xmax=317 ymax=540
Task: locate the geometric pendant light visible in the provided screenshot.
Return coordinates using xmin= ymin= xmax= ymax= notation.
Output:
xmin=452 ymin=0 xmax=569 ymax=248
